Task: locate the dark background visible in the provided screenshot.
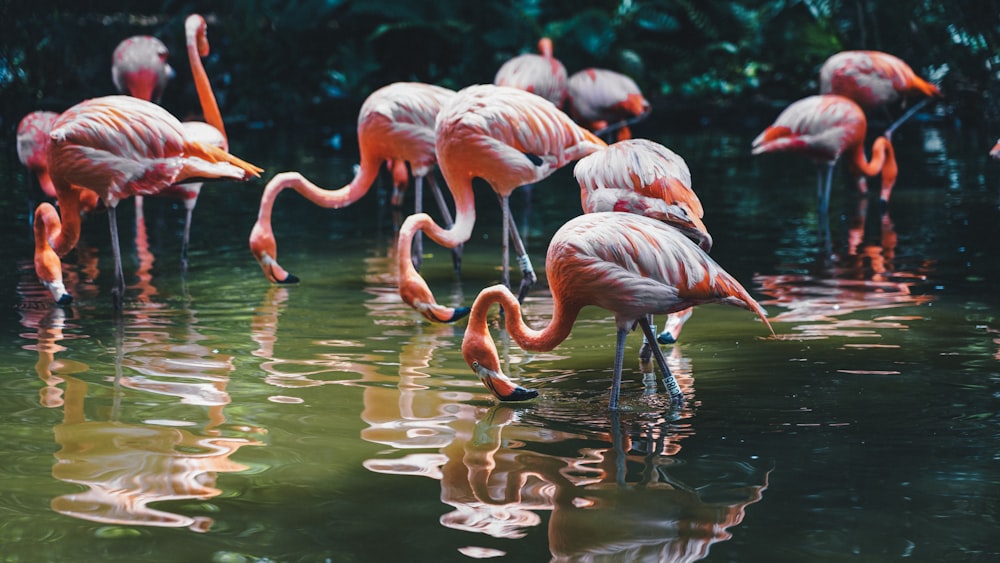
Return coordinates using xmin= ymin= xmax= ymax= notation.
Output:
xmin=2 ymin=0 xmax=999 ymax=143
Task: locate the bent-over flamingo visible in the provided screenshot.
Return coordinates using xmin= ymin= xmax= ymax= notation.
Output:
xmin=566 ymin=68 xmax=651 ymax=142
xmin=494 ymin=37 xmax=568 ymax=108
xmin=819 ymin=50 xmax=941 ymax=137
xmin=461 ymin=212 xmax=773 ymax=410
xmin=34 ymin=95 xmax=262 ymax=308
xmin=249 ymin=81 xmax=459 ymax=285
xmin=396 ymin=84 xmax=607 ymax=323
xmin=574 ymin=138 xmax=711 ymax=345
xmin=111 ymin=35 xmax=174 ymax=104
xmin=751 ymin=94 xmax=897 ymax=213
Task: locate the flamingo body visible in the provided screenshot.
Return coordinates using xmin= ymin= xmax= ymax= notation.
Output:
xmin=567 ymin=68 xmax=651 ymax=141
xmin=751 ymin=94 xmax=897 ymax=210
xmin=248 ymin=82 xmax=457 ymax=284
xmin=17 ymin=111 xmax=61 ymax=199
xmin=819 ymin=50 xmax=940 ymax=110
xmin=111 ymin=36 xmax=174 ymax=103
xmin=36 ymin=95 xmax=261 ymax=307
xmin=990 ymin=139 xmax=1000 ymax=159
xmin=493 ymin=38 xmax=568 ymax=107
xmin=397 ymin=84 xmax=607 ymax=322
xmin=461 ymin=212 xmax=772 ymax=409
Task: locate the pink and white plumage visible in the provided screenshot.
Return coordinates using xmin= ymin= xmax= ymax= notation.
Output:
xmin=17 ymin=111 xmax=61 ymax=199
xmin=248 ymin=82 xmax=459 ymax=285
xmin=567 ymin=68 xmax=651 ymax=141
xmin=494 ymin=37 xmax=568 ymax=107
xmin=752 ymin=94 xmax=897 ymax=210
xmin=461 ymin=212 xmax=772 ymax=409
xmin=111 ymin=35 xmax=174 ymax=103
xmin=35 ymin=95 xmax=262 ymax=307
xmin=397 ymin=84 xmax=608 ymax=322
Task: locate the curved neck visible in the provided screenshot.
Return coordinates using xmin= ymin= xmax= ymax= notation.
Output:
xmin=256 ymin=164 xmax=382 ymax=226
xmin=848 ymin=136 xmax=893 ymax=178
xmin=187 ymin=20 xmax=226 ymax=140
xmin=470 ymin=286 xmax=579 ymax=352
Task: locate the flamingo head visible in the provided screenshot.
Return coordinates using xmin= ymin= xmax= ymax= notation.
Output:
xmin=463 ymin=330 xmax=538 ymax=402
xmin=398 ymin=275 xmax=470 ymax=323
xmin=249 ymin=222 xmax=298 ymax=284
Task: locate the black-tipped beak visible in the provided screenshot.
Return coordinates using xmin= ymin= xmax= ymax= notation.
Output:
xmin=448 ymin=306 xmax=471 ymax=323
xmin=56 ymin=293 xmax=74 ymax=306
xmin=499 ymin=386 xmax=539 ymax=402
xmin=656 ymin=332 xmax=676 ymax=345
xmin=278 ymin=273 xmax=300 ymax=284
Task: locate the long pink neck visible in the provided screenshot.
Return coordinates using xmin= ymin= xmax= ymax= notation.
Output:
xmin=187 ymin=20 xmax=226 ymax=139
xmin=848 ymin=136 xmax=897 ymax=199
xmin=469 ymin=285 xmax=579 ymax=352
xmin=256 ymin=162 xmax=382 ymax=229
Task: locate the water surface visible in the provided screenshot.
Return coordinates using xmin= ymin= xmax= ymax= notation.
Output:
xmin=1 ymin=122 xmax=998 ymax=562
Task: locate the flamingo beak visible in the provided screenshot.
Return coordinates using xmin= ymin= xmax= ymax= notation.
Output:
xmin=472 ymin=362 xmax=539 ymax=402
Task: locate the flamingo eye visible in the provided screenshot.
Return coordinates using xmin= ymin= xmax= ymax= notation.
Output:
xmin=472 ymin=361 xmax=480 ymax=370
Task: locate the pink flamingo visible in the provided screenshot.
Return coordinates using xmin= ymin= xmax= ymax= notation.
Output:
xmin=249 ymin=82 xmax=459 ymax=284
xmin=819 ymin=50 xmax=941 ymax=137
xmin=493 ymin=37 xmax=568 ymax=107
xmin=751 ymin=94 xmax=898 ymax=213
xmin=574 ymin=138 xmax=711 ymax=345
xmin=990 ymin=139 xmax=1000 ymax=159
xmin=461 ymin=212 xmax=773 ymax=410
xmin=566 ymin=68 xmax=651 ymax=142
xmin=111 ymin=35 xmax=174 ymax=104
xmin=34 ymin=95 xmax=262 ymax=308
xmin=396 ymin=84 xmax=607 ymax=323
xmin=17 ymin=111 xmax=102 ymax=216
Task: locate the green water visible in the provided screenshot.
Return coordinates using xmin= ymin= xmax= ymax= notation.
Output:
xmin=1 ymin=122 xmax=999 ymax=562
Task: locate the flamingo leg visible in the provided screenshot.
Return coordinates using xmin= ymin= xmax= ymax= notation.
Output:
xmin=638 ymin=317 xmax=684 ymax=407
xmin=885 ymin=97 xmax=931 ymax=140
xmin=638 ymin=315 xmax=655 ymax=373
xmin=107 ymin=206 xmax=125 ymax=310
xmin=610 ymin=327 xmax=627 ymax=411
xmin=412 ymin=175 xmax=424 ymax=270
xmin=180 ymin=203 xmax=194 ymax=274
xmin=817 ymin=162 xmax=834 ymax=217
xmin=427 ymin=174 xmax=462 ymax=273
xmin=502 ymin=198 xmax=537 ymax=303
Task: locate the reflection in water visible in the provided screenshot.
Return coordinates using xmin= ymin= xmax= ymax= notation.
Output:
xmin=18 ymin=255 xmax=262 ymax=532
xmin=756 ymin=197 xmax=935 ymax=340
xmin=360 ymin=331 xmax=768 ymax=560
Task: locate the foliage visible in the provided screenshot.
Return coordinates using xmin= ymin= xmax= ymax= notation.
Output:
xmin=1 ymin=0 xmax=999 ymax=137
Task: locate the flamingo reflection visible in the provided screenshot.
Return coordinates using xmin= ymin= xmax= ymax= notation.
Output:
xmin=756 ymin=198 xmax=934 ymax=340
xmin=360 ymin=347 xmax=767 ymax=560
xmin=18 ymin=276 xmax=261 ymax=531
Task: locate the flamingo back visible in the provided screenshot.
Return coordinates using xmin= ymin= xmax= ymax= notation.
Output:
xmin=493 ymin=39 xmax=568 ymax=107
xmin=358 ymin=82 xmax=454 ymax=177
xmin=435 ymin=84 xmax=606 ymax=196
xmin=546 ymin=213 xmax=770 ymax=332
xmin=751 ymin=95 xmax=866 ymax=162
xmin=111 ymin=36 xmax=175 ymax=103
xmin=567 ymin=68 xmax=649 ymax=126
xmin=819 ymin=50 xmax=941 ymax=108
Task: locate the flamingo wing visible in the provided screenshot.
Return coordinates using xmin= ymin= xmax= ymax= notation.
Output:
xmin=751 ymin=95 xmax=865 ymax=162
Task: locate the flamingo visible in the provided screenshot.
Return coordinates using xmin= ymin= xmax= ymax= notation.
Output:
xmin=396 ymin=84 xmax=607 ymax=323
xmin=566 ymin=68 xmax=651 ymax=142
xmin=751 ymin=94 xmax=898 ymax=214
xmin=819 ymin=50 xmax=941 ymax=137
xmin=111 ymin=35 xmax=174 ymax=104
xmin=33 ymin=95 xmax=262 ymax=308
xmin=574 ymin=138 xmax=710 ymax=345
xmin=17 ymin=111 xmax=102 ymax=221
xmin=249 ymin=81 xmax=459 ymax=284
xmin=122 ymin=14 xmax=229 ymax=272
xmin=461 ymin=212 xmax=773 ymax=410
xmin=990 ymin=139 xmax=1000 ymax=159
xmin=493 ymin=37 xmax=568 ymax=107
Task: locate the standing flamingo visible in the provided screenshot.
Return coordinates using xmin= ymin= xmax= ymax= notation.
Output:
xmin=124 ymin=14 xmax=229 ymax=272
xmin=566 ymin=68 xmax=651 ymax=142
xmin=751 ymin=94 xmax=898 ymax=213
xmin=819 ymin=50 xmax=941 ymax=137
xmin=111 ymin=35 xmax=174 ymax=104
xmin=249 ymin=82 xmax=459 ymax=284
xmin=396 ymin=84 xmax=607 ymax=323
xmin=493 ymin=37 xmax=568 ymax=108
xmin=461 ymin=212 xmax=773 ymax=410
xmin=34 ymin=95 xmax=262 ymax=308
xmin=574 ymin=138 xmax=710 ymax=345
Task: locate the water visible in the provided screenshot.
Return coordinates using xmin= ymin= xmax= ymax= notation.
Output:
xmin=1 ymin=121 xmax=999 ymax=562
